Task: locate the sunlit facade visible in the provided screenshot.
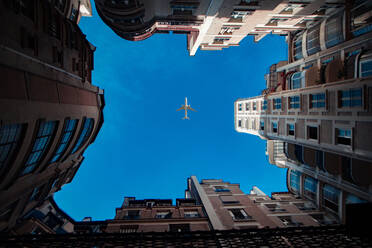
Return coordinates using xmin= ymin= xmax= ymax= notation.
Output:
xmin=234 ymin=1 xmax=372 ymax=223
xmin=94 ymin=0 xmax=344 ymax=55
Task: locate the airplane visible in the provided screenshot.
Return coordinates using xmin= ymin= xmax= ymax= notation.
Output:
xmin=176 ymin=97 xmax=196 ymax=120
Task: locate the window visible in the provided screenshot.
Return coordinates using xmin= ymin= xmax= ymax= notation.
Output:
xmin=220 ymin=26 xmax=240 ymax=35
xmin=310 ymin=93 xmax=325 ymax=108
xmin=262 ymin=100 xmax=267 ymax=110
xmin=293 ymin=202 xmax=316 ymax=211
xmin=336 ymin=128 xmax=352 ymax=146
xmin=339 ymin=88 xmax=363 ymax=107
xmin=155 ymin=211 xmax=172 ymax=219
xmin=325 ymin=15 xmax=343 ymax=48
xmin=289 ymin=170 xmax=301 ymax=192
xmin=245 ymin=102 xmax=250 ymax=111
xmin=120 ymin=225 xmax=138 ymax=233
xmin=307 ymin=126 xmax=318 ymax=140
xmin=290 ymin=72 xmax=305 ymax=89
xmin=304 ymin=177 xmax=317 ymax=200
xmin=272 ymin=122 xmax=278 ymax=133
xmin=346 ymin=194 xmax=368 ymax=204
xmin=21 ymin=121 xmax=57 ymax=176
xmin=278 ymin=216 xmax=302 ymax=227
xmin=213 ymin=37 xmax=230 ymax=44
xmin=238 ymin=120 xmax=242 ymax=127
xmin=124 ymin=210 xmax=140 ymax=220
xmin=306 ymin=25 xmax=320 ymax=56
xmin=265 ymin=204 xmax=286 ymax=212
xmin=172 ymin=5 xmax=196 ymax=15
xmin=169 ymin=224 xmax=190 ymax=232
xmin=49 ymin=119 xmax=78 ymax=164
xmin=238 ymin=103 xmax=242 ymax=111
xmin=229 ymin=209 xmax=251 ymax=220
xmin=293 ymin=34 xmax=303 ymax=60
xmin=294 ymin=144 xmax=303 ymax=163
xmin=253 ymin=102 xmax=257 ymax=110
xmin=0 ymin=124 xmax=25 ymax=170
xmin=323 ymin=184 xmax=340 ymax=213
xmin=260 ymin=121 xmax=264 ymax=131
xmin=214 ymin=186 xmax=230 ymax=192
xmin=70 ymin=118 xmax=94 ymax=154
xmin=360 ymin=58 xmax=372 ymax=77
xmin=288 ymin=124 xmax=295 ymax=136
xmin=273 ymin=98 xmax=281 ymax=110
xmin=220 ymin=195 xmax=239 ymax=204
xmin=184 ymin=211 xmax=199 ymax=218
xmin=289 ymin=96 xmax=300 ymax=109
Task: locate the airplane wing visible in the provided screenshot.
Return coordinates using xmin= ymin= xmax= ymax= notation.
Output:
xmin=187 ymin=106 xmax=197 ymax=112
xmin=176 ymin=105 xmax=185 ymax=111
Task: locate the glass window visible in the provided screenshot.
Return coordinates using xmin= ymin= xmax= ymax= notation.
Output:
xmin=49 ymin=119 xmax=78 ymax=164
xmin=289 ymin=170 xmax=301 ymax=192
xmin=294 ymin=34 xmax=303 ymax=60
xmin=260 ymin=121 xmax=265 ymax=131
xmin=304 ymin=177 xmax=317 ymax=200
xmin=262 ymin=100 xmax=267 ymax=110
xmin=155 ymin=211 xmax=172 ymax=219
xmin=245 ymin=102 xmax=250 ymax=111
xmin=306 ymin=25 xmax=321 ymax=55
xmin=310 ymin=93 xmax=326 ymax=108
xmin=307 ymin=126 xmax=318 ymax=140
xmin=289 ymin=95 xmax=300 ymax=109
xmin=125 ymin=210 xmax=140 ymax=220
xmin=346 ymin=194 xmax=368 ymax=204
xmin=351 ymin=1 xmax=372 ymax=37
xmin=70 ymin=118 xmax=94 ymax=154
xmin=229 ymin=209 xmax=251 ymax=220
xmin=336 ymin=128 xmax=352 ymax=146
xmin=238 ymin=120 xmax=242 ymax=127
xmin=323 ymin=184 xmax=340 ymax=213
xmin=214 ymin=186 xmax=230 ymax=192
xmin=339 ymin=88 xmax=362 ymax=107
xmin=21 ymin=121 xmax=57 ymax=176
xmin=238 ymin=103 xmax=242 ymax=111
xmin=0 ymin=124 xmax=25 ymax=170
xmin=253 ymin=102 xmax=257 ymax=110
xmin=325 ymin=15 xmax=343 ymax=48
xmin=288 ymin=124 xmax=295 ymax=136
xmin=290 ymin=72 xmax=305 ymax=89
xmin=184 ymin=211 xmax=199 ymax=218
xmin=360 ymin=59 xmax=372 ymax=77
xmin=272 ymin=122 xmax=278 ymax=133
xmin=294 ymin=144 xmax=303 ymax=163
xmin=273 ymin=98 xmax=281 ymax=110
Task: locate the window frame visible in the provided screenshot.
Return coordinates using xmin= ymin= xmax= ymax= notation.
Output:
xmin=306 ymin=125 xmax=319 ymax=142
xmin=288 ymin=95 xmax=301 ymax=111
xmin=359 ymin=56 xmax=372 ymax=78
xmin=334 ymin=127 xmax=353 ymax=148
xmin=20 ymin=120 xmax=58 ymax=176
xmin=308 ymin=91 xmax=327 ymax=111
xmin=271 ymin=121 xmax=278 ymax=134
xmin=337 ymin=87 xmax=364 ymax=110
xmin=70 ymin=118 xmax=94 ymax=155
xmin=290 ymin=71 xmax=305 ymax=90
xmin=287 ymin=122 xmax=295 ymax=137
xmin=49 ymin=118 xmax=78 ymax=164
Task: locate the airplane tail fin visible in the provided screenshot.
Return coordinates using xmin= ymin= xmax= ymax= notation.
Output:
xmin=182 ymin=117 xmax=190 ymax=120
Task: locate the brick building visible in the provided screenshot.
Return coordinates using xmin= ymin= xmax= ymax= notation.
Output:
xmin=0 ymin=0 xmax=104 ymax=231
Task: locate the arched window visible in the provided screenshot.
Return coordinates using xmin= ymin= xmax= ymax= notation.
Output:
xmin=306 ymin=25 xmax=321 ymax=56
xmin=325 ymin=14 xmax=343 ymax=48
xmin=290 ymin=71 xmax=305 ymax=89
xmin=70 ymin=118 xmax=94 ymax=154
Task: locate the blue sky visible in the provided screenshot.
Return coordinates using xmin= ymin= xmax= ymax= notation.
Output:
xmin=55 ymin=5 xmax=289 ymax=221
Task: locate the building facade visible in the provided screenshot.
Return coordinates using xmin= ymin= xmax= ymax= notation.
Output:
xmin=186 ymin=176 xmax=336 ymax=230
xmin=0 ymin=0 xmax=104 ymax=231
xmin=94 ymin=0 xmax=344 ymax=56
xmin=234 ymin=0 xmax=372 ymax=223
